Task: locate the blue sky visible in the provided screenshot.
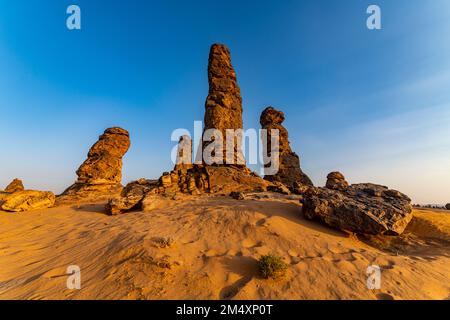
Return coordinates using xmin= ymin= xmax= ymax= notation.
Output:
xmin=0 ymin=0 xmax=449 ymax=204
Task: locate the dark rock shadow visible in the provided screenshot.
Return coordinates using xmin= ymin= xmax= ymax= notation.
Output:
xmin=71 ymin=203 xmax=109 ymax=215
xmin=219 ymin=256 xmax=259 ymax=300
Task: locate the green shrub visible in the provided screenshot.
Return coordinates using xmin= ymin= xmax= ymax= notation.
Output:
xmin=258 ymin=254 xmax=288 ymax=279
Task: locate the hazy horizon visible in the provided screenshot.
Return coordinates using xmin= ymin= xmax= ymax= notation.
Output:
xmin=1 ymin=0 xmax=449 ymax=204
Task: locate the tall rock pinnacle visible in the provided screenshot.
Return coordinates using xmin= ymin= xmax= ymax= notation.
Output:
xmin=203 ymin=44 xmax=245 ymax=166
xmin=260 ymin=107 xmax=313 ymax=189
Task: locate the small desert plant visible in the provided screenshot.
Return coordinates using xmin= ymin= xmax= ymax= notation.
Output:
xmin=258 ymin=254 xmax=288 ymax=279
xmin=151 ymin=236 xmax=175 ymax=248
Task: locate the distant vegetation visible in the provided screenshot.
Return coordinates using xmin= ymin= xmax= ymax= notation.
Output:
xmin=413 ymin=204 xmax=449 ymax=210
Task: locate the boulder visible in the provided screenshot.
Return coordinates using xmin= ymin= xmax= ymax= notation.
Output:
xmin=325 ymin=172 xmax=349 ymax=191
xmin=230 ymin=191 xmax=246 ymax=200
xmin=446 ymin=203 xmax=450 ymax=210
xmin=302 ymin=183 xmax=413 ymax=235
xmin=292 ymin=181 xmax=312 ymax=195
xmin=59 ymin=127 xmax=130 ymax=203
xmin=5 ymin=179 xmax=25 ymax=193
xmin=203 ymin=44 xmax=245 ymax=166
xmin=1 ymin=190 xmax=56 ymax=212
xmin=260 ymin=107 xmax=313 ymax=189
xmin=106 ymin=179 xmax=158 ymax=215
xmin=267 ymin=182 xmax=291 ymax=195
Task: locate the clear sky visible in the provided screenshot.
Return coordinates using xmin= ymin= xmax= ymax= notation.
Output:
xmin=0 ymin=0 xmax=449 ymax=204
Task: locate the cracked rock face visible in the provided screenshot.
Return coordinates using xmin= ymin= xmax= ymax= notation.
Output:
xmin=260 ymin=106 xmax=313 ymax=189
xmin=203 ymin=44 xmax=245 ymax=166
xmin=302 ymin=183 xmax=413 ymax=235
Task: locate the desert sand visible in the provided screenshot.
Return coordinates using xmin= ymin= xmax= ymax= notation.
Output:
xmin=0 ymin=194 xmax=448 ymax=300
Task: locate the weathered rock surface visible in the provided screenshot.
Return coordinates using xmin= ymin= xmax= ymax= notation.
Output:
xmin=174 ymin=135 xmax=193 ymax=171
xmin=1 ymin=190 xmax=56 ymax=212
xmin=59 ymin=127 xmax=130 ymax=204
xmin=292 ymin=181 xmax=312 ymax=195
xmin=302 ymin=183 xmax=413 ymax=235
xmin=154 ymin=165 xmax=269 ymax=196
xmin=325 ymin=172 xmax=349 ymax=191
xmin=260 ymin=107 xmax=313 ymax=189
xmin=106 ymin=179 xmax=158 ymax=215
xmin=267 ymin=182 xmax=291 ymax=195
xmin=5 ymin=179 xmax=25 ymax=193
xmin=105 ymin=165 xmax=273 ymax=214
xmin=203 ymin=44 xmax=245 ymax=166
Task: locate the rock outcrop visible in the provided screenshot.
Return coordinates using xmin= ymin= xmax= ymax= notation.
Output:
xmin=1 ymin=190 xmax=56 ymax=212
xmin=5 ymin=179 xmax=25 ymax=193
xmin=59 ymin=127 xmax=130 ymax=203
xmin=325 ymin=172 xmax=349 ymax=191
xmin=302 ymin=182 xmax=413 ymax=236
xmin=106 ymin=165 xmax=272 ymax=214
xmin=260 ymin=107 xmax=313 ymax=189
xmin=203 ymin=44 xmax=245 ymax=166
xmin=174 ymin=135 xmax=193 ymax=171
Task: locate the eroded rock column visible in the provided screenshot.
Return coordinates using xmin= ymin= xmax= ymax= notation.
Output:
xmin=203 ymin=44 xmax=245 ymax=166
xmin=260 ymin=106 xmax=313 ymax=189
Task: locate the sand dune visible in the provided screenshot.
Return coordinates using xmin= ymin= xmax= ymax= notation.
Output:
xmin=0 ymin=194 xmax=449 ymax=300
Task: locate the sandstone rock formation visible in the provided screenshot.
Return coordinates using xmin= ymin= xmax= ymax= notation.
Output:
xmin=174 ymin=135 xmax=193 ymax=171
xmin=1 ymin=190 xmax=55 ymax=212
xmin=157 ymin=165 xmax=269 ymax=197
xmin=203 ymin=44 xmax=245 ymax=166
xmin=260 ymin=107 xmax=313 ymax=189
xmin=59 ymin=127 xmax=130 ymax=203
xmin=302 ymin=182 xmax=413 ymax=236
xmin=4 ymin=179 xmax=25 ymax=193
xmin=267 ymin=182 xmax=291 ymax=195
xmin=106 ymin=165 xmax=272 ymax=214
xmin=106 ymin=179 xmax=158 ymax=215
xmin=325 ymin=172 xmax=349 ymax=191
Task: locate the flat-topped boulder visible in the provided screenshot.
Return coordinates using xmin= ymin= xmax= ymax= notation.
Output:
xmin=1 ymin=190 xmax=55 ymax=212
xmin=302 ymin=182 xmax=413 ymax=235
